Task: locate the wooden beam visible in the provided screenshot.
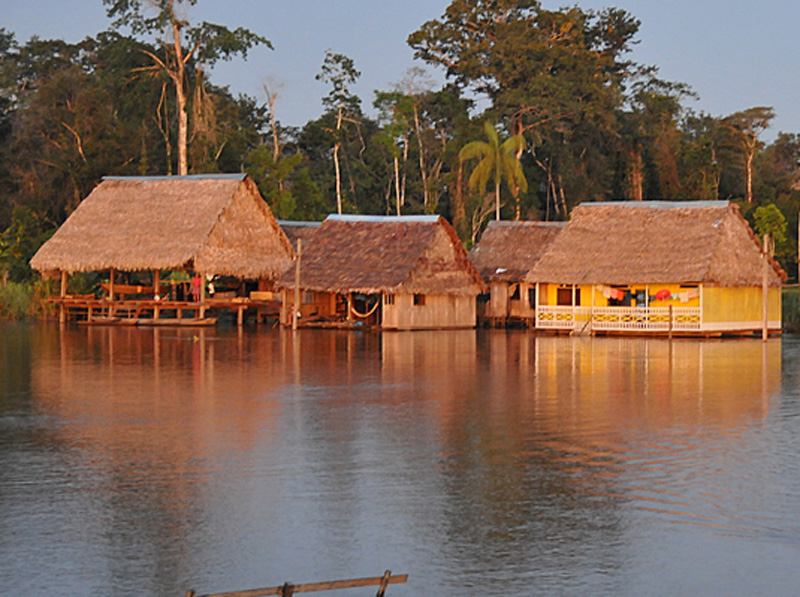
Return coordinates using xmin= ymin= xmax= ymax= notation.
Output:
xmin=59 ymin=270 xmax=67 ymax=324
xmin=292 ymin=238 xmax=302 ymax=330
xmin=153 ymin=269 xmax=161 ymax=320
xmin=189 ymin=572 xmax=409 ymax=597
xmin=763 ymin=234 xmax=770 ymax=341
xmin=109 ymin=268 xmax=116 ymax=317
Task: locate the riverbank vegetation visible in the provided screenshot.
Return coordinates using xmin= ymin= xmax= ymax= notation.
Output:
xmin=2 ymin=0 xmax=800 ymax=313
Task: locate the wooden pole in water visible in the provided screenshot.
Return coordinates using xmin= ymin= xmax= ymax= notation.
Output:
xmin=153 ymin=269 xmax=161 ymax=320
xmin=668 ymin=304 xmax=673 ymax=340
xmin=59 ymin=270 xmax=67 ymax=324
xmin=109 ymin=268 xmax=116 ymax=317
xmin=292 ymin=238 xmax=302 ymax=330
xmin=200 ymin=273 xmax=206 ymax=319
xmin=763 ymin=233 xmax=770 ymax=341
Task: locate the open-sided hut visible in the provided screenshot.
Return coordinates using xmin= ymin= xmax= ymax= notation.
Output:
xmin=30 ymin=174 xmax=294 ymax=322
xmin=276 ymin=214 xmax=485 ymax=329
xmin=526 ymin=201 xmax=785 ymax=336
xmin=469 ymin=220 xmax=565 ymax=326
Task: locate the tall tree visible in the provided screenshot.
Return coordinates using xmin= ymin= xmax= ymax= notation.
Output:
xmin=459 ymin=120 xmax=527 ymax=220
xmin=104 ymin=0 xmax=270 ymax=175
xmin=409 ymin=1 xmax=641 ymax=214
xmin=316 ymin=50 xmax=361 ymax=214
xmin=722 ymin=106 xmax=775 ymax=204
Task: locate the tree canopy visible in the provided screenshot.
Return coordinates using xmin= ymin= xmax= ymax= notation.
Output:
xmin=1 ymin=0 xmax=800 ymax=283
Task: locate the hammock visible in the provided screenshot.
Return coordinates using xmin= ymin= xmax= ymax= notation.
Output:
xmin=350 ymin=300 xmax=380 ymax=319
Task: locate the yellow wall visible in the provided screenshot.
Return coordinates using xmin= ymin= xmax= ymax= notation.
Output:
xmin=703 ymin=286 xmax=781 ymax=326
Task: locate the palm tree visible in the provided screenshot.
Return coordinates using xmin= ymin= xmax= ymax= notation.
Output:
xmin=459 ymin=121 xmax=528 ymax=220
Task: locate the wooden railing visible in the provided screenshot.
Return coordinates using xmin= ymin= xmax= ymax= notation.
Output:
xmin=536 ymin=306 xmax=701 ymax=332
xmin=186 ymin=570 xmax=408 ymax=597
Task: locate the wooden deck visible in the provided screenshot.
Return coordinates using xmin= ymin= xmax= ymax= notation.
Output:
xmin=48 ymin=296 xmax=281 ymax=326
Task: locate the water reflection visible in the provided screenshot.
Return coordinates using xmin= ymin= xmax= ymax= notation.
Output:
xmin=1 ymin=324 xmax=791 ymax=595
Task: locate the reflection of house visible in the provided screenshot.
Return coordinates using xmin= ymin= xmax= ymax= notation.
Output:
xmin=469 ymin=220 xmax=565 ymax=327
xmin=525 ymin=201 xmax=785 ymax=336
xmin=275 ymin=214 xmax=485 ymax=329
xmin=30 ymin=174 xmax=294 ymax=323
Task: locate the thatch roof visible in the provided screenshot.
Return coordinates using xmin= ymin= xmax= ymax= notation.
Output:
xmin=469 ymin=220 xmax=565 ymax=282
xmin=276 ymin=215 xmax=485 ymax=295
xmin=30 ymin=174 xmax=294 ymax=279
xmin=526 ymin=201 xmax=786 ymax=287
xmin=278 ymin=220 xmax=321 ymax=250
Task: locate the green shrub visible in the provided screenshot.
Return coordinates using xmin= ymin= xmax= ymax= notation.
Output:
xmin=0 ymin=282 xmax=34 ymax=319
xmin=782 ymin=287 xmax=800 ymax=333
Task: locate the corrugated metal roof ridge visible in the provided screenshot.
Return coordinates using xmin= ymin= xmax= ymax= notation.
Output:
xmin=102 ymin=173 xmax=247 ymax=182
xmin=586 ymin=200 xmax=729 ymax=209
xmin=325 ymin=214 xmax=440 ymax=223
xmin=278 ymin=220 xmax=322 ymax=227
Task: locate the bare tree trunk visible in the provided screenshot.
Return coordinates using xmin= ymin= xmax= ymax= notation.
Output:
xmin=494 ymin=179 xmax=501 ymax=220
xmin=401 ymin=134 xmax=408 ymax=208
xmin=334 ymin=104 xmax=343 ymax=213
xmin=265 ymin=83 xmax=284 ymax=193
xmin=156 ymin=82 xmax=173 ymax=175
xmin=413 ymin=103 xmax=430 ymax=209
xmin=171 ymin=10 xmax=189 ymax=176
xmin=453 ymin=160 xmax=467 ymax=240
xmin=629 ymin=150 xmax=644 ymax=201
xmin=394 ymin=155 xmax=401 ymax=215
xmin=746 ymin=151 xmax=754 ymax=204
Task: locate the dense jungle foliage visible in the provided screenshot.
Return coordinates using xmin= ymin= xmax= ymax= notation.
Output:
xmin=2 ymin=0 xmax=799 ymax=301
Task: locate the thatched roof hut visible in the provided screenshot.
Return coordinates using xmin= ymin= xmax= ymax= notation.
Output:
xmin=30 ymin=174 xmax=294 ymax=279
xmin=469 ymin=220 xmax=565 ymax=283
xmin=278 ymin=220 xmax=321 ymax=250
xmin=526 ymin=201 xmax=785 ymax=287
xmin=276 ymin=215 xmax=485 ymax=295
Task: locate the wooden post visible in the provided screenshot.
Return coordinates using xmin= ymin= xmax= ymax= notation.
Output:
xmin=153 ymin=269 xmax=161 ymax=320
xmin=200 ymin=273 xmax=206 ymax=319
xmin=763 ymin=234 xmax=770 ymax=341
xmin=668 ymin=304 xmax=673 ymax=340
xmin=109 ymin=268 xmax=116 ymax=317
xmin=376 ymin=570 xmax=392 ymax=597
xmin=292 ymin=238 xmax=302 ymax=330
xmin=59 ymin=270 xmax=67 ymax=324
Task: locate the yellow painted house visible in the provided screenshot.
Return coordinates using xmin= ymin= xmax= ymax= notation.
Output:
xmin=525 ymin=201 xmax=785 ymax=336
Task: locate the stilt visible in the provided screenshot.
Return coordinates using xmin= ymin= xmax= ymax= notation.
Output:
xmin=59 ymin=270 xmax=67 ymax=324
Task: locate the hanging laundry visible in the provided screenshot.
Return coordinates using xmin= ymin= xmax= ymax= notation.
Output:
xmin=655 ymin=289 xmax=671 ymax=301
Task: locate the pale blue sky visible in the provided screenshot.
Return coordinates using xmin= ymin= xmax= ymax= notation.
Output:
xmin=3 ymin=0 xmax=798 ymax=140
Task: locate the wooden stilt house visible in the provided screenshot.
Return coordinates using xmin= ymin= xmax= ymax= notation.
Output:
xmin=469 ymin=220 xmax=565 ymax=327
xmin=30 ymin=174 xmax=294 ymax=324
xmin=526 ymin=201 xmax=786 ymax=336
xmin=275 ymin=214 xmax=485 ymax=329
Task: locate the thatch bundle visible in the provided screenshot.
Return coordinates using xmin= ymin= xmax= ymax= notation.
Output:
xmin=526 ymin=201 xmax=785 ymax=287
xmin=276 ymin=215 xmax=485 ymax=295
xmin=469 ymin=220 xmax=565 ymax=282
xmin=278 ymin=220 xmax=321 ymax=250
xmin=30 ymin=174 xmax=294 ymax=279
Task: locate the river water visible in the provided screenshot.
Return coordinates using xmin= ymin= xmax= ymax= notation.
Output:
xmin=1 ymin=322 xmax=799 ymax=596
